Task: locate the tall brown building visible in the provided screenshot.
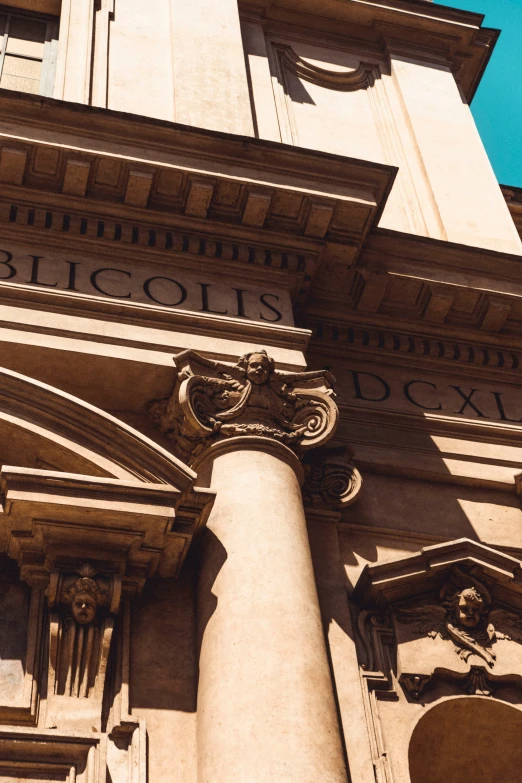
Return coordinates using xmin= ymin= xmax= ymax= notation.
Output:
xmin=0 ymin=0 xmax=520 ymax=780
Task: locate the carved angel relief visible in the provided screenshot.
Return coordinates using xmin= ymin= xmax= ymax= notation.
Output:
xmin=148 ymin=349 xmax=338 ymax=463
xmin=396 ymin=566 xmax=522 ymax=670
xmin=354 ymin=542 xmax=522 ymax=701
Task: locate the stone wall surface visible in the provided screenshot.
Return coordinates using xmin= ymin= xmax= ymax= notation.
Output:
xmin=0 ymin=0 xmax=520 ymax=781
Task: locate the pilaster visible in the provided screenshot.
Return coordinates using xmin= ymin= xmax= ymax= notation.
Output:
xmin=171 ymin=0 xmax=254 ymax=134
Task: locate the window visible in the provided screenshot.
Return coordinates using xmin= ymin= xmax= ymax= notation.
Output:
xmin=0 ymin=8 xmax=58 ymax=97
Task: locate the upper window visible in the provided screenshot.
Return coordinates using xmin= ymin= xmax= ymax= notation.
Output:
xmin=0 ymin=8 xmax=58 ymax=97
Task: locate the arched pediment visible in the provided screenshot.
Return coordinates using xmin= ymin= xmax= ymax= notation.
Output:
xmin=0 ymin=365 xmax=195 ymax=487
xmin=0 ymin=366 xmax=214 ymax=585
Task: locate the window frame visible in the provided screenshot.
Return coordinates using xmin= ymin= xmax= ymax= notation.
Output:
xmin=0 ymin=5 xmax=59 ymax=97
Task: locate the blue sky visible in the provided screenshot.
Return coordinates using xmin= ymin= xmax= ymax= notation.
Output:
xmin=436 ymin=0 xmax=522 ymax=186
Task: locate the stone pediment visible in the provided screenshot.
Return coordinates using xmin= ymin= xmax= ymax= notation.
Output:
xmin=354 ymin=539 xmax=522 ymax=697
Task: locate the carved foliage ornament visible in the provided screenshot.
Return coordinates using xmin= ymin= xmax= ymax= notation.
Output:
xmin=148 ymin=349 xmax=338 ymax=463
xmin=396 ymin=565 xmax=522 ymax=670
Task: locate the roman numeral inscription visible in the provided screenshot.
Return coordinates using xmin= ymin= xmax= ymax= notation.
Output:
xmin=348 ymin=368 xmax=522 ymax=423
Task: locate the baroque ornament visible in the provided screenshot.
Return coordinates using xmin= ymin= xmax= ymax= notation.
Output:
xmin=49 ymin=564 xmax=116 ymax=700
xmin=303 ymin=451 xmax=362 ymax=508
xmin=396 ymin=565 xmax=522 ymax=669
xmin=148 ymin=349 xmax=338 ymax=463
xmin=62 ymin=564 xmax=108 ymax=625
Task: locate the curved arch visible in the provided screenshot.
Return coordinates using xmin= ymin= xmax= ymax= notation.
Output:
xmin=0 ymin=365 xmax=194 ymax=487
xmin=409 ymin=696 xmax=522 ymax=783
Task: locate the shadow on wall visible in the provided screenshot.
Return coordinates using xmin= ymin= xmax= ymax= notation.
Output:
xmin=130 ymin=556 xmax=200 ymax=714
xmin=129 ymin=532 xmax=227 ymax=714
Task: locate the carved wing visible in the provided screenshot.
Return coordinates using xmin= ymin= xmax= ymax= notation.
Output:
xmin=276 ymin=368 xmax=336 ymax=390
xmin=395 ymin=605 xmax=447 ymax=637
xmin=489 ymin=609 xmax=522 ymax=642
xmin=174 ymin=349 xmax=245 ymax=381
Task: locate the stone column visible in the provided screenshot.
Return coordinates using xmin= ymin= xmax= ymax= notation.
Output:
xmin=149 ymin=349 xmax=348 ymax=782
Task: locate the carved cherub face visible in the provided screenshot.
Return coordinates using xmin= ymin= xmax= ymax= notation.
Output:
xmin=456 ymin=588 xmax=484 ymax=629
xmin=71 ymin=591 xmax=98 ymax=625
xmin=246 ymin=353 xmax=272 ymax=385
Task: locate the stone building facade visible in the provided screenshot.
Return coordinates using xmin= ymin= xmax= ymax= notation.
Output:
xmin=0 ymin=0 xmax=520 ymax=780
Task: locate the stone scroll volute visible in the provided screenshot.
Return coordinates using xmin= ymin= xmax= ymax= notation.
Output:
xmin=148 ymin=349 xmax=339 ymax=464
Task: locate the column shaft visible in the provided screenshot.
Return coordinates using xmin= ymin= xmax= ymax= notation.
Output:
xmin=197 ymin=442 xmax=348 ymax=783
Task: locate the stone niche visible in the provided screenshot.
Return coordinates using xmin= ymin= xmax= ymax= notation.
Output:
xmin=352 ymin=538 xmax=522 ymax=782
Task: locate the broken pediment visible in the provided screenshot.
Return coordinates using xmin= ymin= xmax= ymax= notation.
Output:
xmin=353 ymin=538 xmax=522 ymax=697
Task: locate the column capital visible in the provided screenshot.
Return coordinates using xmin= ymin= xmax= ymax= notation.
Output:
xmin=148 ymin=349 xmax=338 ymax=465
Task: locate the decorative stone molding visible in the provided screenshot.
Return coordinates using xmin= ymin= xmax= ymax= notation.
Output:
xmin=302 ymin=447 xmax=362 ymax=509
xmin=1 ymin=199 xmax=315 ymax=278
xmin=0 ymin=90 xmax=394 ymax=249
xmin=309 ymin=319 xmax=522 ymax=373
xmin=273 ymin=43 xmax=378 ymax=92
xmin=148 ymin=349 xmax=339 ymax=464
xmin=354 ymin=538 xmax=522 ymax=698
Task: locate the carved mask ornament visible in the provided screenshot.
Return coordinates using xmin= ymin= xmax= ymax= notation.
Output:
xmin=50 ymin=564 xmax=114 ymax=701
xmin=62 ymin=567 xmax=106 ymax=626
xmin=148 ymin=349 xmax=338 ymax=463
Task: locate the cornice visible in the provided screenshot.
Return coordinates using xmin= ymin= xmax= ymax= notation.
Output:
xmin=0 ymin=90 xmax=395 ymax=309
xmin=363 ymin=228 xmax=522 ymax=287
xmin=0 ymin=89 xmax=395 ymax=235
xmin=239 ymin=0 xmax=498 ymax=102
xmin=502 ymin=184 xmax=522 ymax=240
xmin=303 ymin=228 xmax=522 ymax=350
